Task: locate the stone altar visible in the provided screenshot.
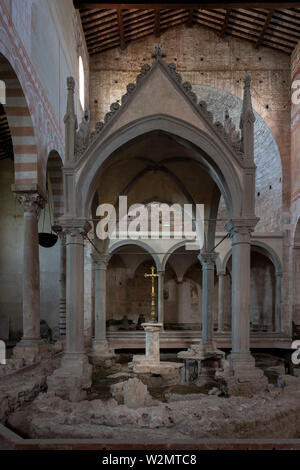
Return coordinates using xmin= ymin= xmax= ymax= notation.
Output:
xmin=131 ymin=322 xmax=184 ymax=386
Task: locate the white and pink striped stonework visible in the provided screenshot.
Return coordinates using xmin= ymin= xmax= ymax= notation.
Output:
xmin=0 ymin=54 xmax=37 ymax=185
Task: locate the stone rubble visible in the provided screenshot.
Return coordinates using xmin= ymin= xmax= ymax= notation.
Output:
xmin=6 ymin=374 xmax=300 ymax=441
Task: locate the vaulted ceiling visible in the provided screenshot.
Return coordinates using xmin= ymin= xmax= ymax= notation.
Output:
xmin=74 ymin=2 xmax=300 ymax=55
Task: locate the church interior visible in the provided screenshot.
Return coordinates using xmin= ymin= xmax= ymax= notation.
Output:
xmin=0 ymin=0 xmax=300 ymax=449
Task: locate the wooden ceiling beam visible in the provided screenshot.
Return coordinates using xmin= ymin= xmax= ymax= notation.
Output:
xmin=81 ymin=9 xmax=115 ymax=22
xmin=186 ymin=9 xmax=195 ymax=27
xmin=123 ymin=12 xmax=155 ymax=29
xmin=117 ymin=8 xmax=126 ymax=49
xmin=154 ymin=9 xmax=161 ymax=36
xmin=220 ymin=8 xmax=231 ymax=36
xmin=83 ymin=13 xmax=117 ymax=32
xmin=255 ymin=9 xmax=277 ymax=47
xmin=123 ymin=9 xmax=154 ymax=23
xmin=125 ymin=15 xmax=158 ymax=35
xmin=195 ymin=12 xmax=224 ymax=26
xmin=268 ymin=21 xmax=300 ymax=37
xmin=74 ymin=3 xmax=300 ymax=10
xmin=273 ymin=12 xmax=300 ymax=27
xmin=84 ymin=23 xmax=119 ymax=39
xmin=230 ymin=9 xmax=266 ymax=24
xmin=86 ymin=30 xmax=120 ymax=46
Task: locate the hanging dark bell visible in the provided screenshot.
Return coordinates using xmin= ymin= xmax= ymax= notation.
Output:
xmin=38 ymin=232 xmax=58 ymax=248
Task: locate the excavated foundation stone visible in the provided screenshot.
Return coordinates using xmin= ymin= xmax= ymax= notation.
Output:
xmin=6 ymin=375 xmax=300 ymax=441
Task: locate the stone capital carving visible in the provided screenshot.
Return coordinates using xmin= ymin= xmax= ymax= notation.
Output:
xmin=59 ymin=218 xmax=91 ymax=238
xmin=52 ymin=224 xmax=67 ymax=244
xmin=198 ymin=251 xmax=218 ymax=267
xmin=217 ymin=270 xmax=226 ymax=277
xmin=14 ymin=192 xmax=46 ymax=217
xmin=91 ymin=252 xmax=110 ymax=268
xmin=225 ymin=218 xmax=259 ymax=238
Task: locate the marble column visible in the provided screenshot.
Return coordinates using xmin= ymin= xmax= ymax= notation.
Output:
xmin=217 ymin=271 xmax=226 ymax=333
xmin=157 ymin=270 xmax=165 ymax=327
xmin=13 ymin=191 xmax=46 ymax=360
xmin=92 ymin=252 xmax=110 ymax=354
xmin=47 ymin=220 xmax=92 ymax=401
xmin=226 ymin=221 xmax=263 ymax=378
xmin=275 ymin=272 xmax=282 ymax=333
xmin=53 ymin=226 xmax=67 ymax=338
xmin=198 ymin=251 xmax=218 ymax=352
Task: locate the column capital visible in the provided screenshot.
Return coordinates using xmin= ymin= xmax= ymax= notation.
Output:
xmin=52 ymin=224 xmax=67 ymax=244
xmin=217 ymin=270 xmax=226 ymax=277
xmin=59 ymin=218 xmax=91 ymax=237
xmin=14 ymin=191 xmax=46 ymax=216
xmin=225 ymin=217 xmax=259 ymax=237
xmin=198 ymin=250 xmax=218 ymax=267
xmin=91 ymin=251 xmax=110 ymax=268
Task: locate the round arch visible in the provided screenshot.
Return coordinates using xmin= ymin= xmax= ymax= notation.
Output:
xmin=161 ymin=240 xmax=196 ymax=271
xmin=108 ymin=239 xmax=162 ymax=272
xmin=75 ymin=115 xmax=244 ymax=220
xmin=0 ymin=52 xmax=38 ymax=187
xmin=222 ymin=240 xmax=282 ymax=274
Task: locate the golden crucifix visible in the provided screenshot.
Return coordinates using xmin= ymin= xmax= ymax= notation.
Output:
xmin=144 ymin=266 xmax=161 ymax=323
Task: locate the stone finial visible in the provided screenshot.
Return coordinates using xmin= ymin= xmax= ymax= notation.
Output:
xmin=67 ymin=76 xmax=75 ymax=91
xmin=239 ymin=74 xmax=255 ymax=161
xmin=240 ymin=74 xmax=255 ymax=127
xmin=152 ymin=44 xmax=166 ymax=59
xmin=64 ymin=76 xmax=78 ymax=162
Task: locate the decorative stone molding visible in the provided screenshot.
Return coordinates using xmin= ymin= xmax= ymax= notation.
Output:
xmin=14 ymin=192 xmax=46 ymax=217
xmin=91 ymin=252 xmax=111 ymax=269
xmin=74 ymin=44 xmax=248 ymax=163
xmin=60 ymin=218 xmax=91 ymax=238
xmin=225 ymin=218 xmax=259 ymax=237
xmin=52 ymin=224 xmax=67 ymax=244
xmin=152 ymin=43 xmax=166 ymax=59
xmin=198 ymin=251 xmax=218 ymax=267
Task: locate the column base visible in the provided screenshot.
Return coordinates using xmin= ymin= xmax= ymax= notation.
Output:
xmin=178 ymin=341 xmax=224 ymax=359
xmin=216 ymin=352 xmax=268 ymax=397
xmin=227 ymin=351 xmax=265 ymax=377
xmin=88 ymin=340 xmax=117 ymax=367
xmin=47 ymin=353 xmax=93 ymax=402
xmin=13 ymin=338 xmax=49 ymax=364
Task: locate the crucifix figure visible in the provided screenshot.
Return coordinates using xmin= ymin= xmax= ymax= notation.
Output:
xmin=144 ymin=266 xmax=161 ymax=323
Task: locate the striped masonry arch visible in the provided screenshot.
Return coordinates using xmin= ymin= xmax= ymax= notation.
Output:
xmin=0 ymin=53 xmax=38 ymax=185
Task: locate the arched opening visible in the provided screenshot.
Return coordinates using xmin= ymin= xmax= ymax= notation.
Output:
xmin=77 ymin=118 xmax=243 ymax=222
xmin=0 ymin=99 xmax=23 ymax=342
xmin=0 ymin=52 xmax=38 ymax=343
xmin=106 ymin=243 xmax=159 ymax=330
xmin=37 ymin=151 xmax=64 ymax=337
xmin=82 ymin=121 xmax=242 ymax=348
xmin=0 ymin=53 xmax=38 ymax=187
xmin=223 ymin=244 xmax=280 ymax=333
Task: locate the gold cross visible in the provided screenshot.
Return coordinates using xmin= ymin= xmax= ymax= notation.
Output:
xmin=144 ymin=266 xmax=161 ymax=323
